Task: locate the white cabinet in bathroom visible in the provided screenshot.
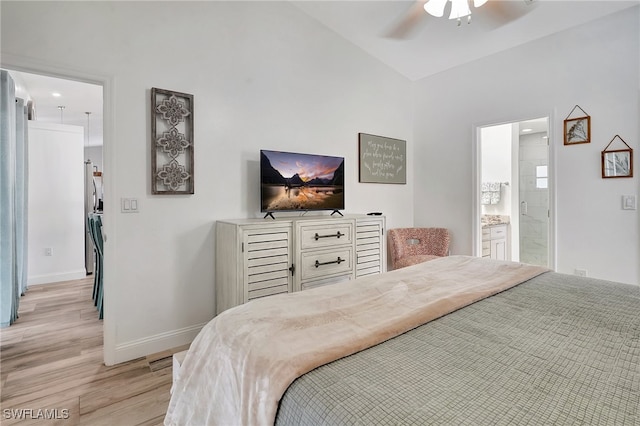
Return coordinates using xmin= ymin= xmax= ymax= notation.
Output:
xmin=482 ymin=224 xmax=507 ymax=261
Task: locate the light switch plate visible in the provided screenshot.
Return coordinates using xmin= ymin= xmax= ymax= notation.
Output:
xmin=622 ymin=195 xmax=637 ymax=210
xmin=121 ymin=197 xmax=139 ymax=213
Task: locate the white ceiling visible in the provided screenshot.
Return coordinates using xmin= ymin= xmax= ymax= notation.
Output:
xmin=518 ymin=117 xmax=548 ymax=135
xmin=7 ymin=70 xmax=103 ymax=147
xmin=5 ymin=0 xmax=636 ymax=148
xmin=293 ymin=0 xmax=638 ymax=81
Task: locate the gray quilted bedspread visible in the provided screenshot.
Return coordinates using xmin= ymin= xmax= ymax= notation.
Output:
xmin=275 ymin=272 xmax=640 ymax=425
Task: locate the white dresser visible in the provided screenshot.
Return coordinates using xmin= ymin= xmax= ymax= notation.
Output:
xmin=215 ymin=215 xmax=385 ymax=314
xmin=355 ymin=217 xmax=386 ymax=278
xmin=295 ymin=218 xmax=355 ymax=291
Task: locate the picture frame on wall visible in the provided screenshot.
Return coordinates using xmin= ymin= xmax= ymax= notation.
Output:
xmin=602 ymin=149 xmax=633 ymax=178
xmin=601 ymin=134 xmax=633 ymax=179
xmin=563 ymin=116 xmax=590 ymax=145
xmin=602 ymin=135 xmax=633 ymax=179
xmin=151 ymin=87 xmax=194 ymax=194
xmin=358 ymin=133 xmax=406 ymax=184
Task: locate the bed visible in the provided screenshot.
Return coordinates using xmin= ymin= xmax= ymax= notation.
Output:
xmin=164 ymin=256 xmax=640 ymax=426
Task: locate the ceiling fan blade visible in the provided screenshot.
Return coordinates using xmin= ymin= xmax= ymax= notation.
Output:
xmin=424 ymin=0 xmax=448 ymax=17
xmin=385 ymin=0 xmax=428 ymax=39
xmin=480 ymin=0 xmax=537 ymax=28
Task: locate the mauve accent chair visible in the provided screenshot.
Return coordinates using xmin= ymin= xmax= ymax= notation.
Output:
xmin=388 ymin=228 xmax=451 ymax=270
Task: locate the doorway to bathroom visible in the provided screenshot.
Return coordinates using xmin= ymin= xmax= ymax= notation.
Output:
xmin=477 ymin=117 xmax=552 ymax=267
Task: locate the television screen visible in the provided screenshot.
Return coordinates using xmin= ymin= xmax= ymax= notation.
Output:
xmin=260 ymin=150 xmax=345 ymax=212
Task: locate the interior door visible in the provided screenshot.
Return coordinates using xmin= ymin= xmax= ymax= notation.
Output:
xmin=477 ymin=117 xmax=552 ymax=267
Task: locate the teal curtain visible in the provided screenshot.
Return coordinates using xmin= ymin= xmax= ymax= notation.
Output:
xmin=0 ymin=70 xmax=28 ymax=327
xmin=15 ymin=98 xmax=28 ymax=298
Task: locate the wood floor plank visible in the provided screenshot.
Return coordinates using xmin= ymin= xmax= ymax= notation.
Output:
xmin=0 ymin=329 xmax=25 ymax=346
xmin=0 ymin=277 xmax=185 ymax=425
xmin=78 ymin=384 xmax=171 ymax=426
xmin=4 ymin=348 xmax=103 ymax=383
xmin=135 ymin=414 xmax=166 ymax=426
xmin=79 ymin=370 xmax=171 ymax=415
xmin=2 ymin=360 xmax=151 ymax=407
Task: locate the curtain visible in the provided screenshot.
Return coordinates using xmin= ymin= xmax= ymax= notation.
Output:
xmin=0 ymin=70 xmax=28 ymax=327
xmin=15 ymin=99 xmax=28 ymax=298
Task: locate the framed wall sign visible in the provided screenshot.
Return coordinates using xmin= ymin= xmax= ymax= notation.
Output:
xmin=358 ymin=133 xmax=406 ymax=184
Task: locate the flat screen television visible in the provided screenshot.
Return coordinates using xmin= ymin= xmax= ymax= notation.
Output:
xmin=260 ymin=149 xmax=345 ymax=214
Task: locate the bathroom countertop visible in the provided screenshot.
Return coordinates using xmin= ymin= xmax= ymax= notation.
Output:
xmin=481 ymin=215 xmax=510 ymax=228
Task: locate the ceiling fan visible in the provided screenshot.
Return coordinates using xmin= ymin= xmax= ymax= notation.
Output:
xmin=425 ymin=0 xmax=489 ymax=24
xmin=387 ymin=0 xmax=536 ymax=38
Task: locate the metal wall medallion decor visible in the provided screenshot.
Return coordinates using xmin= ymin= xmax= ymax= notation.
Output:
xmin=151 ymin=87 xmax=194 ymax=194
xmin=563 ymin=104 xmax=591 ymax=145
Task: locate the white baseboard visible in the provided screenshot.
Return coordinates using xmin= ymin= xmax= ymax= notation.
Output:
xmin=28 ymin=270 xmax=87 ymax=285
xmin=113 ymin=323 xmax=206 ymax=364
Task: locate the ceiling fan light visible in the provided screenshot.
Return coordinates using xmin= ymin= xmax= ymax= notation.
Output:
xmin=473 ymin=0 xmax=489 ymax=8
xmin=449 ymin=0 xmax=471 ymax=19
xmin=424 ymin=0 xmax=448 ymax=18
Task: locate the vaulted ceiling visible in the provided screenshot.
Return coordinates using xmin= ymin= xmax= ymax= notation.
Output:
xmin=5 ymin=0 xmax=637 ymax=147
xmin=293 ymin=0 xmax=638 ymax=81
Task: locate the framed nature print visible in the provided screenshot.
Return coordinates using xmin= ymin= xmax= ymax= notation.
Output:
xmin=601 ymin=135 xmax=633 ymax=178
xmin=602 ymin=149 xmax=633 ymax=178
xmin=564 ymin=115 xmax=590 ymax=145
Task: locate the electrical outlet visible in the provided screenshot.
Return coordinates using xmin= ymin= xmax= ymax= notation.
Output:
xmin=45 ymin=247 xmax=53 ymax=256
xmin=622 ymin=195 xmax=637 ymax=210
xmin=574 ymin=269 xmax=587 ymax=277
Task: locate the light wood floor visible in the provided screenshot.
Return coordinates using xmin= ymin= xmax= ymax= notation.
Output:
xmin=0 ymin=276 xmax=188 ymax=425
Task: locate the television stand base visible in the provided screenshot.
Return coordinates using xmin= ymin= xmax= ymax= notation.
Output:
xmin=330 ymin=210 xmax=343 ymax=217
xmin=264 ymin=212 xmax=276 ymax=220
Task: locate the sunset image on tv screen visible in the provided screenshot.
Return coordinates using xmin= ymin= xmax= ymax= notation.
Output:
xmin=260 ymin=150 xmax=345 ymax=212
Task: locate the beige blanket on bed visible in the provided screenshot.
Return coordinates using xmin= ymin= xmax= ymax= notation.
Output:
xmin=164 ymin=256 xmax=548 ymax=426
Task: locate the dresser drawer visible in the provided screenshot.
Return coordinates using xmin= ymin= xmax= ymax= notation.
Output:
xmin=490 ymin=225 xmax=507 ymax=239
xmin=300 ymin=247 xmax=353 ymax=281
xmin=482 ymin=228 xmax=491 ymax=241
xmin=298 ymin=222 xmax=354 ymax=250
xmin=301 ymin=274 xmax=351 ymax=291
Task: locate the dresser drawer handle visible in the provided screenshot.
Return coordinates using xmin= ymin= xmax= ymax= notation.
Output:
xmin=315 ymin=257 xmax=343 ymax=268
xmin=314 ymin=231 xmax=344 ymax=241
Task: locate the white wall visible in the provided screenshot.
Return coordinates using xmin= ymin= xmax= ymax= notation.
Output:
xmin=27 ymin=122 xmax=86 ymax=285
xmin=1 ymin=2 xmax=414 ymax=363
xmin=414 ymin=7 xmax=639 ymax=285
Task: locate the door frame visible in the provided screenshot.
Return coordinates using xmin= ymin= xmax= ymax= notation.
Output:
xmin=2 ymin=53 xmax=117 ymax=365
xmin=472 ymin=112 xmax=556 ymax=270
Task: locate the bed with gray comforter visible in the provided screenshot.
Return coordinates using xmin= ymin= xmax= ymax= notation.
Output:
xmin=276 ymin=272 xmax=640 ymax=425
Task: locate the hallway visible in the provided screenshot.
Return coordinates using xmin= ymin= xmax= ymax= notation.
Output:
xmin=0 ymin=277 xmax=186 ymax=425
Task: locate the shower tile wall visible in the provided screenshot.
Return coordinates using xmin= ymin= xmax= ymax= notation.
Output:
xmin=519 ymin=133 xmax=548 ymax=266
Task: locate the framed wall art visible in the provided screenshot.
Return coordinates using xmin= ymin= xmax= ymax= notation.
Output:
xmin=563 ymin=105 xmax=591 ymax=145
xmin=601 ymin=135 xmax=633 ymax=179
xmin=151 ymin=87 xmax=194 ymax=194
xmin=358 ymin=133 xmax=406 ymax=184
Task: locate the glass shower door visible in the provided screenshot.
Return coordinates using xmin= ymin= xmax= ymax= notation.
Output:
xmin=518 ymin=124 xmax=549 ymax=267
